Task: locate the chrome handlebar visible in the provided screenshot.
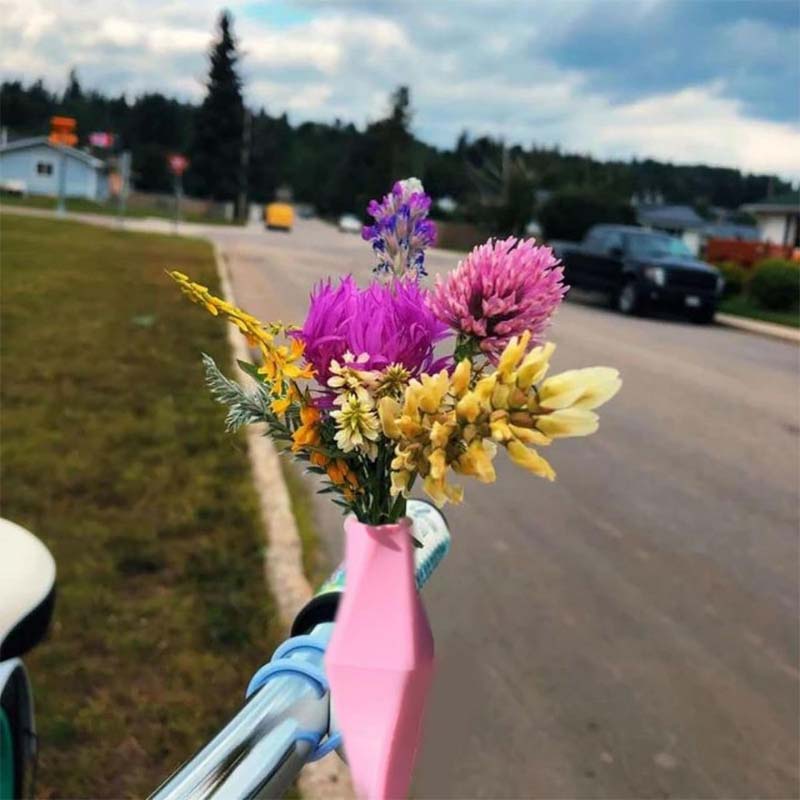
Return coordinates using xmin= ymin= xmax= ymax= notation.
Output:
xmin=149 ymin=500 xmax=450 ymax=800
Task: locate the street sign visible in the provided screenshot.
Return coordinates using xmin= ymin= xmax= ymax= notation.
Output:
xmin=89 ymin=131 xmax=115 ymax=148
xmin=168 ymin=154 xmax=189 ymax=176
xmin=49 ymin=116 xmax=77 ymax=147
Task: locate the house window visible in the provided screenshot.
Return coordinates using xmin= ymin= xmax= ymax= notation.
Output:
xmin=36 ymin=161 xmax=54 ymax=176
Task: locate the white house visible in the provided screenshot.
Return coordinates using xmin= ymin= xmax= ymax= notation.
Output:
xmin=0 ymin=137 xmax=108 ymax=201
xmin=740 ymin=192 xmax=800 ymax=247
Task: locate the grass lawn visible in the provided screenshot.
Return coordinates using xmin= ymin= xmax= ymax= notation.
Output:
xmin=720 ymin=295 xmax=800 ymax=329
xmin=0 ymin=193 xmax=240 ymax=226
xmin=0 ymin=214 xmax=279 ymax=797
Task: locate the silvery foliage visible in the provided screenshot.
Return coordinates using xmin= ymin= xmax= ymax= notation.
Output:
xmin=202 ymin=353 xmax=271 ymax=432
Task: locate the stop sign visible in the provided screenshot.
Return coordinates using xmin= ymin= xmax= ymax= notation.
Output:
xmin=168 ymin=154 xmax=189 ymax=175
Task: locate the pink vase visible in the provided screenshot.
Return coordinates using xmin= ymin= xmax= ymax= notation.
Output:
xmin=325 ymin=515 xmax=435 ymax=800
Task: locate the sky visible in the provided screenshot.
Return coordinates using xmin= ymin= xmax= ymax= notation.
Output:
xmin=2 ymin=0 xmax=799 ymax=179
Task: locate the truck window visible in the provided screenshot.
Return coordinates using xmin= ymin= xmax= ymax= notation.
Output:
xmin=585 ymin=230 xmax=605 ymax=251
xmin=603 ymin=231 xmax=623 ymax=255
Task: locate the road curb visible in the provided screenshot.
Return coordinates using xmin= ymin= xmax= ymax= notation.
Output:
xmin=212 ymin=242 xmax=355 ymax=800
xmin=716 ymin=312 xmax=800 ymax=344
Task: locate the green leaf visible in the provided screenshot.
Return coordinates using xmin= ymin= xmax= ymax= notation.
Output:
xmin=236 ymin=360 xmax=263 ymax=380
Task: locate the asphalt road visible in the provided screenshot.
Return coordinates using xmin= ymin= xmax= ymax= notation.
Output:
xmin=211 ymin=217 xmax=799 ymax=800
xmin=9 ymin=208 xmax=797 ymax=798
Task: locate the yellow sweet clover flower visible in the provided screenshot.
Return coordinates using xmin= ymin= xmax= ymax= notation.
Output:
xmin=378 ymin=331 xmax=621 ymax=507
xmin=168 ymin=271 xmax=314 ymax=399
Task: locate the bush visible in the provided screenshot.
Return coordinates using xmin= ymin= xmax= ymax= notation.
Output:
xmin=716 ymin=261 xmax=748 ymax=298
xmin=749 ymin=259 xmax=800 ymax=311
xmin=539 ymin=191 xmax=636 ymax=241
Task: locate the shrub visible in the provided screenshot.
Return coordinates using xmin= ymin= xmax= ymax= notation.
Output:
xmin=716 ymin=261 xmax=748 ymax=298
xmin=749 ymin=259 xmax=800 ymax=311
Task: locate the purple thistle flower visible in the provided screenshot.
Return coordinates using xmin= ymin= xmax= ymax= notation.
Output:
xmin=299 ymin=275 xmax=451 ymax=387
xmin=362 ymin=178 xmax=438 ymax=281
xmin=429 ymin=237 xmax=567 ymax=362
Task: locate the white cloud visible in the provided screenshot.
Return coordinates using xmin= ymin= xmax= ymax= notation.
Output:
xmin=567 ymin=85 xmax=800 ymax=177
xmin=0 ymin=0 xmax=797 ymax=180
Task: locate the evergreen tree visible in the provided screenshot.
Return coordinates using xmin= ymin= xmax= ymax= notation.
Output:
xmin=188 ymin=11 xmax=244 ymax=203
xmin=63 ymin=68 xmax=83 ymax=103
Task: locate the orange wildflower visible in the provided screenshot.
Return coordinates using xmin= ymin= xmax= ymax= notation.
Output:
xmin=292 ymin=405 xmax=321 ymax=453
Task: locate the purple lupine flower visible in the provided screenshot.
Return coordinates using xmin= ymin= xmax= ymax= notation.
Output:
xmin=299 ymin=275 xmax=451 ymax=386
xmin=429 ymin=237 xmax=567 ymax=362
xmin=362 ymin=178 xmax=438 ymax=281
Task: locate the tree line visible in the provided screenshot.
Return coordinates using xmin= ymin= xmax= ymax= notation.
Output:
xmin=1 ymin=11 xmax=791 ymax=235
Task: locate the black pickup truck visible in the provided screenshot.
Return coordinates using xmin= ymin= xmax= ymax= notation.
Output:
xmin=553 ymin=225 xmax=724 ymax=323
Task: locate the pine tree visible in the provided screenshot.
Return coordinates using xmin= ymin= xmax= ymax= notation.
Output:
xmin=63 ymin=68 xmax=83 ymax=103
xmin=188 ymin=11 xmax=244 ymax=203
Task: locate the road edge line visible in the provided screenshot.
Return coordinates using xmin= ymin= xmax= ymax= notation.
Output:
xmin=716 ymin=312 xmax=800 ymax=344
xmin=212 ymin=242 xmax=355 ymax=800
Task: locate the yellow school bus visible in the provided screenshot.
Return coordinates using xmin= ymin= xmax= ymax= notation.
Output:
xmin=265 ymin=202 xmax=294 ymax=231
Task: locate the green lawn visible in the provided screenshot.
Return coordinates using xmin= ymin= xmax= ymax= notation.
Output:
xmin=720 ymin=295 xmax=800 ymax=329
xmin=0 ymin=193 xmax=240 ymax=226
xmin=0 ymin=214 xmax=279 ymax=797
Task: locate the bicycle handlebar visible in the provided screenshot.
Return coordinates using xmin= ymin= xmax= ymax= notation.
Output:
xmin=149 ymin=500 xmax=450 ymax=800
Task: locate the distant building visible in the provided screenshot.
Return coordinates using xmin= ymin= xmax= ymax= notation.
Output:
xmin=635 ymin=204 xmax=759 ymax=257
xmin=700 ymin=223 xmax=759 ymax=242
xmin=636 ymin=204 xmax=707 ymax=255
xmin=0 ymin=137 xmax=108 ymax=201
xmin=740 ymin=192 xmax=800 ymax=247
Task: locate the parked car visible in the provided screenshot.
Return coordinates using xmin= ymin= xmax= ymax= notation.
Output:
xmin=264 ymin=202 xmax=294 ymax=231
xmin=338 ymin=214 xmax=362 ymax=234
xmin=554 ymin=225 xmax=724 ymax=323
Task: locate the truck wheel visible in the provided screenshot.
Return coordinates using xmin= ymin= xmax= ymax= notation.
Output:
xmin=616 ymin=281 xmax=642 ymax=316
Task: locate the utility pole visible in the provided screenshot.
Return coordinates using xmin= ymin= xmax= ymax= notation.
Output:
xmin=174 ymin=171 xmax=183 ymax=232
xmin=56 ymin=145 xmax=67 ymax=216
xmin=501 ymin=138 xmax=510 ymax=206
xmin=237 ymin=107 xmax=251 ymax=224
xmin=117 ymin=150 xmax=131 ymax=227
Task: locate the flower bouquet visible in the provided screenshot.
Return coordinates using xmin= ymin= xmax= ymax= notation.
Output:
xmin=170 ymin=178 xmax=620 ymax=799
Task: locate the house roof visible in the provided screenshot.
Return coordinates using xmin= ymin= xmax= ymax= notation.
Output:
xmin=701 ymin=223 xmax=759 ymax=241
xmin=740 ymin=190 xmax=800 ymax=215
xmin=636 ymin=204 xmax=706 ymax=231
xmin=0 ymin=136 xmax=105 ymax=169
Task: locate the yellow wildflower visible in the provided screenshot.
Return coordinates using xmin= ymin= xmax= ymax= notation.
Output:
xmin=497 ymin=331 xmax=531 ymax=379
xmin=506 ymin=440 xmax=556 ymax=481
xmin=451 ymin=359 xmax=472 ymax=396
xmin=455 ymin=391 xmax=482 ymax=423
xmin=538 ymin=367 xmax=621 ymax=411
xmin=535 ymin=408 xmax=599 ymax=438
xmin=455 ymin=440 xmax=497 ymax=483
xmin=271 ymin=382 xmax=300 ymax=415
xmin=414 ymin=371 xmax=450 ymax=413
xmin=380 ymin=332 xmax=620 ymax=507
xmin=516 ymin=343 xmax=556 ymax=390
xmin=378 ymin=396 xmax=402 ymax=438
xmin=168 ymin=270 xmax=313 ymax=392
